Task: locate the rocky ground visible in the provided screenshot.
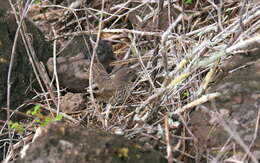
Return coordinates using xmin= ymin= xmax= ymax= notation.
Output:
xmin=1 ymin=0 xmax=260 ymax=163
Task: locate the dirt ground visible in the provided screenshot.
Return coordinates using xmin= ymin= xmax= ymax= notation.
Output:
xmin=1 ymin=0 xmax=260 ymax=162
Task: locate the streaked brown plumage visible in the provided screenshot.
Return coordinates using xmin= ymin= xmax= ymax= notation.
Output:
xmin=46 ymin=35 xmax=134 ymax=101
xmin=47 ymin=53 xmax=134 ymax=101
xmin=94 ymin=67 xmax=135 ymax=101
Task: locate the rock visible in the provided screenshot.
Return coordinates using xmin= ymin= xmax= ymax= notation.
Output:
xmin=46 ymin=35 xmax=115 ymax=92
xmin=14 ymin=122 xmax=167 ymax=163
xmin=189 ymin=50 xmax=260 ymax=162
xmin=0 ymin=6 xmax=52 ymax=110
xmin=57 ymin=35 xmax=115 ymax=71
xmin=59 ymin=93 xmax=87 ymax=113
xmin=47 ymin=52 xmax=91 ymax=92
xmin=0 ymin=2 xmax=52 ymax=161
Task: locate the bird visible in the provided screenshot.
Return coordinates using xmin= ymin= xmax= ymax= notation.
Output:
xmin=46 ymin=35 xmax=135 ymax=102
xmin=47 ymin=53 xmax=135 ymax=102
xmin=94 ymin=66 xmax=135 ymax=102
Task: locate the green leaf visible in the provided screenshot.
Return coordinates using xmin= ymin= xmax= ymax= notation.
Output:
xmin=34 ymin=0 xmax=42 ymax=4
xmin=10 ymin=122 xmax=25 ymax=134
xmin=55 ymin=114 xmax=63 ymax=121
xmin=31 ymin=105 xmax=41 ymax=115
xmin=185 ymin=0 xmax=193 ymax=4
xmin=35 ymin=118 xmax=41 ymax=123
xmin=27 ymin=104 xmax=41 ymax=115
xmin=10 ymin=122 xmax=19 ymax=129
xmin=40 ymin=121 xmax=48 ymax=127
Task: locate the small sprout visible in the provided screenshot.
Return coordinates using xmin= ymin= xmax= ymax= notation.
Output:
xmin=182 ymin=91 xmax=190 ymax=98
xmin=35 ymin=118 xmax=41 ymax=123
xmin=34 ymin=0 xmax=42 ymax=4
xmin=10 ymin=122 xmax=25 ymax=134
xmin=55 ymin=114 xmax=63 ymax=121
xmin=26 ymin=104 xmax=63 ymax=127
xmin=27 ymin=104 xmax=41 ymax=115
xmin=185 ymin=0 xmax=193 ymax=4
xmin=41 ymin=117 xmax=52 ymax=127
xmin=38 ymin=114 xmax=63 ymax=127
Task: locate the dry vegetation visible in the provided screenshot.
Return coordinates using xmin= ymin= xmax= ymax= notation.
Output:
xmin=2 ymin=0 xmax=260 ymax=162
